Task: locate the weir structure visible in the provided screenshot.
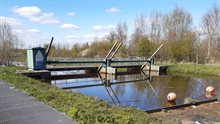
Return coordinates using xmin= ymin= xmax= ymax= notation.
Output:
xmin=27 ymin=37 xmax=167 ymax=74
xmin=20 ymin=37 xmax=168 ymax=80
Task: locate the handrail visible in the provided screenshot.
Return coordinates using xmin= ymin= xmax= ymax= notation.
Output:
xmin=149 ymin=44 xmax=164 ymax=60
xmin=97 ymin=41 xmax=123 ymax=72
xmin=104 ymin=41 xmax=119 ymax=60
xmin=47 ymin=60 xmax=104 ymax=64
xmin=109 ymin=42 xmax=123 ymax=59
xmin=141 ymin=44 xmax=164 ymax=69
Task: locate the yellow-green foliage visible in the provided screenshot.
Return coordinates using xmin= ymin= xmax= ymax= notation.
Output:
xmin=0 ymin=67 xmax=163 ymax=124
xmin=168 ymin=63 xmax=220 ymax=76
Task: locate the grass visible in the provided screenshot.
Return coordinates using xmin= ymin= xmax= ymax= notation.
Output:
xmin=0 ymin=67 xmax=165 ymax=124
xmin=168 ymin=63 xmax=220 ymax=76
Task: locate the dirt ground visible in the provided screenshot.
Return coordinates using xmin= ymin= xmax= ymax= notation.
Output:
xmin=150 ymin=100 xmax=220 ymax=124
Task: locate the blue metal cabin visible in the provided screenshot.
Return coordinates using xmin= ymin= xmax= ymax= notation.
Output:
xmin=27 ymin=47 xmax=46 ymax=70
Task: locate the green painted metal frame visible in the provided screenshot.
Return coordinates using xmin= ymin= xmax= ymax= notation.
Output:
xmin=41 ymin=37 xmax=162 ymax=72
xmin=47 ymin=60 xmax=105 ymax=64
xmin=111 ymin=59 xmax=150 ymax=63
xmin=46 ymin=59 xmax=151 ymax=65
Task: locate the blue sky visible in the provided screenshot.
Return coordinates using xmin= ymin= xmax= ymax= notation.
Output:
xmin=1 ymin=0 xmax=219 ymax=48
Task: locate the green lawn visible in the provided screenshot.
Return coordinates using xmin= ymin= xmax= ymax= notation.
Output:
xmin=168 ymin=63 xmax=220 ymax=76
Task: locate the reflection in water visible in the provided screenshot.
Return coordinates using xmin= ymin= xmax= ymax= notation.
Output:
xmin=166 ymin=101 xmax=176 ymax=107
xmin=205 ymin=92 xmax=214 ymax=99
xmin=51 ymin=71 xmax=220 ymax=110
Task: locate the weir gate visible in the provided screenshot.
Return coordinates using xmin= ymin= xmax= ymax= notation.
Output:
xmin=20 ymin=37 xmax=168 ymax=80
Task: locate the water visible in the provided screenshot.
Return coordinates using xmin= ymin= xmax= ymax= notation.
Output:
xmin=51 ymin=71 xmax=220 ymax=111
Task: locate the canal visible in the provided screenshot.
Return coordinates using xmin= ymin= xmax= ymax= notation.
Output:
xmin=51 ymin=71 xmax=220 ymax=111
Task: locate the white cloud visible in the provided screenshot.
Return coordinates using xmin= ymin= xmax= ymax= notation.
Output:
xmin=13 ymin=6 xmax=40 ymax=17
xmin=64 ymin=33 xmax=108 ymax=43
xmin=92 ymin=25 xmax=102 ymax=30
xmin=13 ymin=6 xmax=59 ymax=24
xmin=99 ymin=32 xmax=109 ymax=37
xmin=64 ymin=34 xmax=94 ymax=39
xmin=64 ymin=34 xmax=83 ymax=43
xmin=83 ymin=34 xmax=95 ymax=38
xmin=29 ymin=13 xmax=59 ymax=24
xmin=12 ymin=29 xmax=23 ymax=33
xmin=106 ymin=7 xmax=119 ymax=13
xmin=67 ymin=12 xmax=76 ymax=16
xmin=64 ymin=35 xmax=80 ymax=39
xmin=92 ymin=25 xmax=115 ymax=31
xmin=61 ymin=23 xmax=79 ymax=29
xmin=0 ymin=16 xmax=23 ymax=27
xmin=27 ymin=28 xmax=40 ymax=33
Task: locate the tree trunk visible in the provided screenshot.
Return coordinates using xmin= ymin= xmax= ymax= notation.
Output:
xmin=206 ymin=39 xmax=211 ymax=63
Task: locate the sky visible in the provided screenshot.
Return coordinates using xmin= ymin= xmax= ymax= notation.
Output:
xmin=0 ymin=0 xmax=219 ymax=48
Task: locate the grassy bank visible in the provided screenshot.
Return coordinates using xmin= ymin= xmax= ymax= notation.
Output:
xmin=168 ymin=63 xmax=220 ymax=76
xmin=0 ymin=67 xmax=164 ymax=124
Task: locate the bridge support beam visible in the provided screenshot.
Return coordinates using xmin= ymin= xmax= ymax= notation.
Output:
xmin=143 ymin=65 xmax=170 ymax=73
xmin=100 ymin=67 xmax=117 ymax=74
xmin=127 ymin=67 xmax=141 ymax=72
xmin=143 ymin=65 xmax=160 ymax=71
xmin=85 ymin=68 xmax=97 ymax=73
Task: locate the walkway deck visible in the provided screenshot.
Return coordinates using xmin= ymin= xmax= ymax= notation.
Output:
xmin=47 ymin=66 xmax=99 ymax=71
xmin=46 ymin=65 xmax=141 ymax=71
xmin=0 ymin=80 xmax=75 ymax=124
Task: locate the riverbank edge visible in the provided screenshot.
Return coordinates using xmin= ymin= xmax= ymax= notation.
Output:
xmin=167 ymin=63 xmax=220 ymax=76
xmin=0 ymin=67 xmax=168 ymax=124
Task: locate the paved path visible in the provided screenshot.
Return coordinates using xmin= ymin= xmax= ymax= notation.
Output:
xmin=0 ymin=80 xmax=75 ymax=124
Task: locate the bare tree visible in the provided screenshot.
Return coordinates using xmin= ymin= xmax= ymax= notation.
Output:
xmin=162 ymin=6 xmax=195 ymax=61
xmin=129 ymin=15 xmax=155 ymax=57
xmin=163 ymin=6 xmax=192 ymax=43
xmin=114 ymin=22 xmax=128 ymax=57
xmin=129 ymin=15 xmax=147 ymax=55
xmin=0 ymin=20 xmax=21 ymax=66
xmin=71 ymin=43 xmax=80 ymax=58
xmin=149 ymin=11 xmax=163 ymax=43
xmin=202 ymin=4 xmax=220 ymax=63
xmin=106 ymin=31 xmax=117 ymax=43
xmin=115 ymin=22 xmax=128 ymax=43
xmin=134 ymin=15 xmax=147 ymax=36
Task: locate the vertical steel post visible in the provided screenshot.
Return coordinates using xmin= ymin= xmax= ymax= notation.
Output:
xmin=45 ymin=37 xmax=54 ymax=59
xmin=105 ymin=59 xmax=108 ymax=74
